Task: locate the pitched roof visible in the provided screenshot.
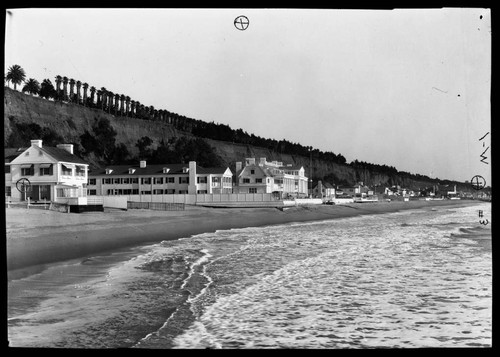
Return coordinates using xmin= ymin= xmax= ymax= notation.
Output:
xmin=89 ymin=163 xmax=229 ymax=176
xmin=40 ymin=146 xmax=88 ymax=165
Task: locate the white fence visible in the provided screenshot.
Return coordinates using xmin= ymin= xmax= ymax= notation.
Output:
xmin=283 ymin=198 xmax=323 ymax=206
xmin=114 ymin=193 xmax=279 ymax=206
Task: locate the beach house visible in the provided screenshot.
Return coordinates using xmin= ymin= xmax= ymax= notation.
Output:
xmin=87 ymin=160 xmax=233 ymax=196
xmin=233 ymin=157 xmax=308 ymax=198
xmin=312 ymin=181 xmax=336 ymax=199
xmin=6 ymin=139 xmax=89 ymax=204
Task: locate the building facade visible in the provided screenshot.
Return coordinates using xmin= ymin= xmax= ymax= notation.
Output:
xmin=234 ymin=157 xmax=308 ymax=198
xmin=87 ymin=160 xmax=233 ymax=196
xmin=6 ymin=140 xmax=89 ymax=203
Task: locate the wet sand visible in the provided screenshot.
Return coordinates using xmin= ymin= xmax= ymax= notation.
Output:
xmin=6 ymin=200 xmax=480 ymax=272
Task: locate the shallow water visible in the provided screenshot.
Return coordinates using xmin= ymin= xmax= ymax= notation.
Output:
xmin=7 ymin=202 xmax=492 ymax=348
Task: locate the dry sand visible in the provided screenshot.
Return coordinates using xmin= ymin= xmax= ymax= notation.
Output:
xmin=6 ymin=200 xmax=479 ymax=271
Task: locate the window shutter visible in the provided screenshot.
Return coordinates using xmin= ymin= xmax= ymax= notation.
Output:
xmin=49 ymin=164 xmax=53 ymax=175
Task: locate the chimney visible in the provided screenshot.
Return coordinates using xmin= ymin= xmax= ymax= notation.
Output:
xmin=236 ymin=162 xmax=242 ymax=173
xmin=57 ymin=143 xmax=74 ymax=154
xmin=140 ymin=160 xmax=147 ymax=168
xmin=31 ymin=139 xmax=43 ymax=148
xmin=259 ymin=158 xmax=267 ymax=166
xmin=246 ymin=158 xmax=256 ymax=166
xmin=188 ymin=161 xmax=197 ymax=194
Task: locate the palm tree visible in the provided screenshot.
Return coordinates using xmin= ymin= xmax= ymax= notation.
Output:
xmin=125 ymin=96 xmax=131 ymax=116
xmin=62 ymin=76 xmax=69 ymax=101
xmin=55 ymin=75 xmax=63 ymax=99
xmin=120 ymin=94 xmax=125 ymax=115
xmin=130 ymin=100 xmax=136 ymax=117
xmin=76 ymin=80 xmax=82 ymax=104
xmin=149 ymin=106 xmax=155 ymax=120
xmin=82 ymin=83 xmax=89 ymax=106
xmin=107 ymin=91 xmax=114 ymax=113
xmin=114 ymin=93 xmax=120 ymax=114
xmin=96 ymin=89 xmax=102 ymax=108
xmin=69 ymin=78 xmax=76 ymax=102
xmin=6 ymin=64 xmax=26 ymax=90
xmin=100 ymin=87 xmax=107 ymax=110
xmin=22 ymin=78 xmax=40 ymax=95
xmin=89 ymin=86 xmax=96 ymax=106
xmin=40 ymin=78 xmax=56 ymax=99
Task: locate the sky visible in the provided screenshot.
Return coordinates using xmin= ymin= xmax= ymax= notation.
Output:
xmin=4 ymin=8 xmax=491 ymax=184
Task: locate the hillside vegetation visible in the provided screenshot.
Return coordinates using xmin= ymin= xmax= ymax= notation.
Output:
xmin=4 ymin=87 xmax=470 ymax=191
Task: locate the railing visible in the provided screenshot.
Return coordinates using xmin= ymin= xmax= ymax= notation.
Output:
xmin=127 ymin=201 xmax=185 ymax=211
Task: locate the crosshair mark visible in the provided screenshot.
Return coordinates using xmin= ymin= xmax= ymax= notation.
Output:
xmin=234 ymin=16 xmax=249 ymax=31
xmin=470 ymin=175 xmax=486 ymax=190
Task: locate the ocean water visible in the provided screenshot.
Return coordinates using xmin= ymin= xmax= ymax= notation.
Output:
xmin=7 ymin=202 xmax=492 ymax=348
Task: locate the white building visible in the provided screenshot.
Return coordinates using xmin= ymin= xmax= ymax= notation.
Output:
xmin=87 ymin=160 xmax=233 ymax=196
xmin=6 ymin=139 xmax=89 ymax=203
xmin=234 ymin=157 xmax=308 ymax=198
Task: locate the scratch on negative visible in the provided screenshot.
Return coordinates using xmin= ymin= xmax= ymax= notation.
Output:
xmin=432 ymin=87 xmax=448 ymax=93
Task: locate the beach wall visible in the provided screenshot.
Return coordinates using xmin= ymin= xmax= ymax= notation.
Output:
xmin=120 ymin=193 xmax=279 ymax=205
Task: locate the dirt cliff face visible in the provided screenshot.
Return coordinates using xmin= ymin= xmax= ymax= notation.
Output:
xmin=4 ymin=87 xmax=442 ymax=189
xmin=4 ymin=88 xmax=183 ymax=157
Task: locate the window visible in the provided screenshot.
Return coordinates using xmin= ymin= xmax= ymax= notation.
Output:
xmin=154 ymin=177 xmax=163 ymax=185
xmin=39 ymin=164 xmax=53 ymax=176
xmin=242 ymin=178 xmax=250 ymax=184
xmin=197 ymin=190 xmax=208 ymax=194
xmin=141 ymin=190 xmax=152 ymax=195
xmin=76 ymin=166 xmax=86 ymax=177
xmin=142 ymin=178 xmax=151 ymax=185
xmin=103 ymin=178 xmax=112 ymax=184
xmin=25 ymin=151 xmax=29 ymax=156
xmin=166 ymin=189 xmax=175 ymax=194
xmin=88 ymin=178 xmax=96 ymax=185
xmin=114 ymin=178 xmax=121 ymax=184
xmin=179 ymin=177 xmax=189 ymax=184
xmin=249 ymin=188 xmax=257 ymax=193
xmin=61 ymin=164 xmax=73 ymax=176
xmin=197 ymin=176 xmax=207 ymax=184
xmin=132 ymin=189 xmax=139 ymax=194
xmin=250 ymin=169 xmax=255 ymax=174
xmin=5 ymin=165 xmax=10 ymax=174
xmin=21 ymin=165 xmax=34 ymax=176
xmin=153 ymin=189 xmax=164 ymax=195
xmin=167 ymin=177 xmax=175 ymax=183
xmin=122 ymin=178 xmax=130 ymax=184
xmin=131 ymin=178 xmax=139 ymax=184
xmin=256 ymin=178 xmax=263 ymax=183
xmin=212 ymin=177 xmax=221 ymax=183
xmin=178 ymin=190 xmax=188 ymax=194
xmin=5 ymin=186 xmax=11 ymax=197
xmin=87 ymin=189 xmax=97 ymax=196
xmin=107 ymin=189 xmax=113 ymax=195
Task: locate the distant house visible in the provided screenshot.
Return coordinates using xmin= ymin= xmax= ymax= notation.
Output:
xmin=87 ymin=160 xmax=233 ymax=196
xmin=6 ymin=139 xmax=89 ymax=203
xmin=312 ymin=180 xmax=336 ymax=199
xmin=233 ymin=158 xmax=308 ymax=198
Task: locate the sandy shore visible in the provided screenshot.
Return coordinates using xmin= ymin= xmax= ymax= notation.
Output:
xmin=6 ymin=200 xmax=481 ymax=271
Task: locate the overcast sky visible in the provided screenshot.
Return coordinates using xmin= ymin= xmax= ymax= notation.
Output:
xmin=4 ymin=8 xmax=491 ymax=183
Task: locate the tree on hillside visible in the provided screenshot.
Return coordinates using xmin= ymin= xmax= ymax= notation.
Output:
xmin=39 ymin=79 xmax=57 ymax=99
xmin=6 ymin=119 xmax=64 ymax=147
xmin=6 ymin=64 xmax=26 ymax=90
xmin=22 ymin=78 xmax=40 ymax=96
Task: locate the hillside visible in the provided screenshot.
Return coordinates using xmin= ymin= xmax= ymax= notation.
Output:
xmin=3 ymin=87 xmax=469 ymax=191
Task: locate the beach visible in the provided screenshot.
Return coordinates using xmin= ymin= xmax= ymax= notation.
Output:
xmin=6 ymin=199 xmax=479 ymax=273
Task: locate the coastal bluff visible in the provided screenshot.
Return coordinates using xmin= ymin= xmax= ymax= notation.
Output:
xmin=4 ymin=87 xmax=447 ymax=189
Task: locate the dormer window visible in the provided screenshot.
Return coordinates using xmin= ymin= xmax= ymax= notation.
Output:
xmin=128 ymin=168 xmax=136 ymax=174
xmin=105 ymin=168 xmax=113 ymax=175
xmin=163 ymin=167 xmax=170 ymax=174
xmin=182 ymin=167 xmax=189 ymax=173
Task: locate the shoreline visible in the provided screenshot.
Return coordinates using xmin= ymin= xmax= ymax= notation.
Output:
xmin=6 ymin=200 xmax=483 ymax=272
